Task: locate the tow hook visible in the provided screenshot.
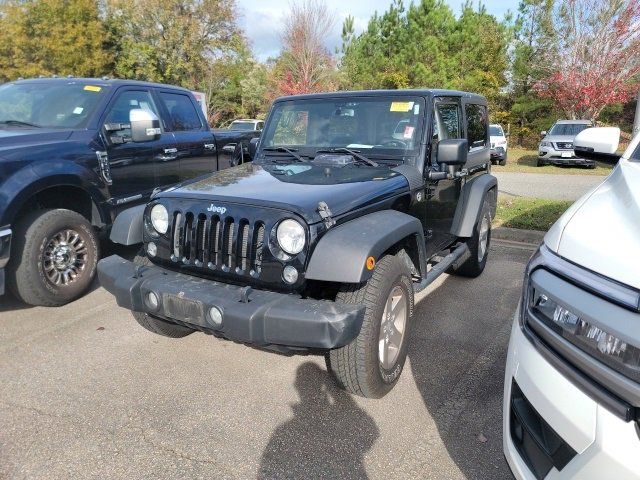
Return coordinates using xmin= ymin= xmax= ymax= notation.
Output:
xmin=317 ymin=201 xmax=336 ymax=229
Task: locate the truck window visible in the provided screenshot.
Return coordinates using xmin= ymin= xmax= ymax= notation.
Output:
xmin=434 ymin=103 xmax=461 ymax=140
xmin=104 ymin=90 xmax=159 ymax=141
xmin=159 ymin=92 xmax=202 ymax=131
xmin=465 ymin=104 xmax=487 ymax=151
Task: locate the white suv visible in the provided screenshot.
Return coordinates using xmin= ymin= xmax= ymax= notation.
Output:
xmin=490 ymin=123 xmax=508 ymax=165
xmin=503 ymin=128 xmax=640 ymax=479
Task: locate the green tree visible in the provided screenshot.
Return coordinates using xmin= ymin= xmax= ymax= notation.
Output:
xmin=0 ymin=0 xmax=113 ymax=82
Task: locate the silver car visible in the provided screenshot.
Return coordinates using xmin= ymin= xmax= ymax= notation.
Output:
xmin=538 ymin=120 xmax=595 ymax=168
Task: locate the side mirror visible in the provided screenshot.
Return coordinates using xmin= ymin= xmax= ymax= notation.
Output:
xmin=574 ymin=127 xmax=621 ymax=161
xmin=541 ymin=130 xmax=547 ymax=137
xmin=437 ymin=139 xmax=468 ymax=166
xmin=231 ymin=142 xmax=243 ymax=166
xmin=130 ymin=109 xmax=161 ymax=142
xmin=249 ymin=137 xmax=259 ymax=160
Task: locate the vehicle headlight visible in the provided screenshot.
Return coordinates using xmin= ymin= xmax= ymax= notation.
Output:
xmin=276 ymin=219 xmax=306 ymax=255
xmin=150 ymin=204 xmax=169 ymax=234
xmin=530 ymin=288 xmax=640 ymax=381
xmin=540 ymin=141 xmax=550 ymax=147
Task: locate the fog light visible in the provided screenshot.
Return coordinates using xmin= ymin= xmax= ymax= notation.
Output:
xmin=147 ymin=241 xmax=157 ymax=257
xmin=146 ymin=291 xmax=159 ymax=310
xmin=283 ymin=265 xmax=298 ymax=284
xmin=208 ymin=306 xmax=223 ymax=327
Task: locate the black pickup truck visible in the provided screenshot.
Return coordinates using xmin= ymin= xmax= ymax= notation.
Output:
xmin=98 ymin=89 xmax=497 ymax=398
xmin=0 ymin=77 xmax=259 ymax=306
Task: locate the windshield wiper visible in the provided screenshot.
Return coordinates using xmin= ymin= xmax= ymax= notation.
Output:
xmin=262 ymin=146 xmax=306 ymax=163
xmin=315 ymin=147 xmax=378 ymax=167
xmin=0 ymin=120 xmax=41 ymax=128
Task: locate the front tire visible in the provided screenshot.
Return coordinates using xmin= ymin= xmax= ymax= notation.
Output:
xmin=131 ymin=251 xmax=195 ymax=338
xmin=8 ymin=209 xmax=99 ymax=306
xmin=499 ymin=152 xmax=507 ymax=166
xmin=326 ymin=254 xmax=414 ymax=398
xmin=451 ymin=198 xmax=492 ymax=278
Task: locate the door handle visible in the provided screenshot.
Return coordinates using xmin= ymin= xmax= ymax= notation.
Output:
xmin=204 ymin=143 xmax=216 ymax=151
xmin=164 ymin=148 xmax=178 ymax=154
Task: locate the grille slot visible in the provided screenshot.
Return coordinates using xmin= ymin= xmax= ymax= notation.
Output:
xmin=253 ymin=223 xmax=265 ymax=274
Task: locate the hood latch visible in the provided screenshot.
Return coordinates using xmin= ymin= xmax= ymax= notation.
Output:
xmin=317 ymin=201 xmax=335 ymax=229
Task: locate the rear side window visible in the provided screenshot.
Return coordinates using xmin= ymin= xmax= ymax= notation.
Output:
xmin=631 ymin=143 xmax=640 ymax=162
xmin=465 ymin=104 xmax=487 ymax=150
xmin=159 ymin=92 xmax=202 ymax=131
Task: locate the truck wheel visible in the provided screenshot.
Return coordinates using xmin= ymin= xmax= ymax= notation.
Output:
xmin=326 ymin=254 xmax=414 ymax=398
xmin=499 ymin=153 xmax=507 ymax=166
xmin=131 ymin=250 xmax=194 ymax=338
xmin=451 ymin=199 xmax=492 ymax=278
xmin=8 ymin=209 xmax=99 ymax=306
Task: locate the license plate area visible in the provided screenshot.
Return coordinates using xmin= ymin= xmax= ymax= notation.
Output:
xmin=561 ymin=152 xmax=572 ymax=158
xmin=163 ymin=293 xmax=204 ymax=322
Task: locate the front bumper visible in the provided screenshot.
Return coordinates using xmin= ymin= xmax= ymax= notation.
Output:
xmin=538 ymin=147 xmax=595 ymax=166
xmin=97 ymin=255 xmax=365 ymax=351
xmin=0 ymin=227 xmax=12 ymax=296
xmin=491 ymin=147 xmax=506 ymax=160
xmin=503 ymin=308 xmax=640 ymax=479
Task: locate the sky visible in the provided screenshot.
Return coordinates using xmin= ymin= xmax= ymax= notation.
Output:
xmin=236 ymin=0 xmax=520 ymax=61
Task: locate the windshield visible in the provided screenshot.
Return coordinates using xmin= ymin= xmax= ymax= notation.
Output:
xmin=548 ymin=123 xmax=591 ymax=136
xmin=0 ymin=82 xmax=106 ymax=129
xmin=229 ymin=121 xmax=256 ymax=131
xmin=489 ymin=125 xmax=503 ymax=136
xmin=260 ymin=96 xmax=426 ymax=160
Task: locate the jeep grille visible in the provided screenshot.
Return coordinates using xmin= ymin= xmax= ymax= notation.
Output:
xmin=170 ymin=210 xmax=266 ymax=276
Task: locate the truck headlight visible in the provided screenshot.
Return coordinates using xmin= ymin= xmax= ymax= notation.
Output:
xmin=276 ymin=219 xmax=305 ymax=255
xmin=150 ymin=204 xmax=169 ymax=234
xmin=531 ymin=289 xmax=640 ymax=380
xmin=540 ymin=141 xmax=550 ymax=147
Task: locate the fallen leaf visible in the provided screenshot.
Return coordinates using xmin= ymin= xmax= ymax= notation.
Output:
xmin=478 ymin=433 xmax=488 ymax=443
xmin=96 ymin=326 xmax=105 ymax=331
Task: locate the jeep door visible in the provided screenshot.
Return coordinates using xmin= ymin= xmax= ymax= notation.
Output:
xmin=425 ymin=97 xmax=464 ymax=253
xmin=156 ymin=90 xmax=218 ymax=179
xmin=100 ymin=88 xmax=177 ymax=207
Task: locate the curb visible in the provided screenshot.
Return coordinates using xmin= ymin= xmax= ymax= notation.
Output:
xmin=492 ymin=226 xmax=545 ymax=247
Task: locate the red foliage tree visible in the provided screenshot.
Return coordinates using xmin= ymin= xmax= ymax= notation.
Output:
xmin=534 ymin=0 xmax=640 ymax=120
xmin=274 ymin=0 xmax=336 ymax=96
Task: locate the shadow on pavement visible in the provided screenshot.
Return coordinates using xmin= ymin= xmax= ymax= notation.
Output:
xmin=258 ymin=362 xmax=379 ymax=480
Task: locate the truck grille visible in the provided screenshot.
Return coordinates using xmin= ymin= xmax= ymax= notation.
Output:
xmin=555 ymin=142 xmax=573 ymax=150
xmin=170 ymin=211 xmax=266 ymax=276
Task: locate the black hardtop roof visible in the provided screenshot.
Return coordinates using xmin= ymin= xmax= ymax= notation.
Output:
xmin=9 ymin=77 xmax=191 ymax=92
xmin=275 ymin=89 xmax=487 ymax=104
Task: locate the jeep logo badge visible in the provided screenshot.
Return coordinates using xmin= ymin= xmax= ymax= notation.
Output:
xmin=207 ymin=204 xmax=227 ymax=214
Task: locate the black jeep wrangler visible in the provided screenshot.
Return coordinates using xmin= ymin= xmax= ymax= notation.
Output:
xmin=98 ymin=90 xmax=497 ymax=398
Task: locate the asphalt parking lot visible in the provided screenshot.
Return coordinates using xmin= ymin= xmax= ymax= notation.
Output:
xmin=0 ymin=241 xmax=533 ymax=479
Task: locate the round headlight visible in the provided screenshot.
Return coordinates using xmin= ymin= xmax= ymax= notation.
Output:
xmin=276 ymin=219 xmax=306 ymax=255
xmin=150 ymin=204 xmax=169 ymax=234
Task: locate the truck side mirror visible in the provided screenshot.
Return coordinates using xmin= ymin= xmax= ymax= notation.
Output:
xmin=541 ymin=130 xmax=547 ymax=137
xmin=574 ymin=127 xmax=621 ymax=161
xmin=130 ymin=109 xmax=161 ymax=143
xmin=249 ymin=137 xmax=259 ymax=160
xmin=437 ymin=139 xmax=468 ymax=166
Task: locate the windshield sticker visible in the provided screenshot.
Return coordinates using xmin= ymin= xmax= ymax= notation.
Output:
xmin=403 ymin=126 xmax=415 ymax=139
xmin=390 ymin=101 xmax=414 ymax=112
xmin=414 ymin=104 xmax=420 ymax=115
xmin=83 ymin=85 xmax=102 ymax=92
xmin=73 ymin=107 xmax=84 ymax=115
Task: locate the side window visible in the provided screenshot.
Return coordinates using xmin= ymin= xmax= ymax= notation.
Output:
xmin=431 ymin=102 xmax=462 ymax=163
xmin=465 ymin=104 xmax=488 ymax=151
xmin=257 ymin=121 xmax=264 ymax=131
xmin=159 ymin=92 xmax=202 ymax=131
xmin=104 ymin=90 xmax=159 ymax=142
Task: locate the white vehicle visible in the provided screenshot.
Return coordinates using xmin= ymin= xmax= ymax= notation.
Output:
xmin=503 ymin=127 xmax=640 ymax=479
xmin=228 ymin=119 xmax=264 ymax=131
xmin=490 ymin=123 xmax=508 ymax=165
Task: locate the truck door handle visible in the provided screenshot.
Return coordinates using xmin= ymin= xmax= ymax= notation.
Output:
xmin=204 ymin=143 xmax=216 ymax=151
xmin=164 ymin=148 xmax=178 ymax=154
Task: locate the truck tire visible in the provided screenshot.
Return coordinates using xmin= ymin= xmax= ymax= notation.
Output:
xmin=131 ymin=250 xmax=195 ymax=338
xmin=326 ymin=254 xmax=414 ymax=398
xmin=451 ymin=198 xmax=492 ymax=278
xmin=8 ymin=209 xmax=99 ymax=306
xmin=499 ymin=153 xmax=507 ymax=166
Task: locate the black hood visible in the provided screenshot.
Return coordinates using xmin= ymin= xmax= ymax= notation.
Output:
xmin=159 ymin=162 xmax=410 ymax=224
xmin=0 ymin=128 xmax=74 ymax=156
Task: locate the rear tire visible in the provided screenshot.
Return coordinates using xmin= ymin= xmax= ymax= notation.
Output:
xmin=8 ymin=209 xmax=99 ymax=306
xmin=451 ymin=198 xmax=492 ymax=278
xmin=131 ymin=250 xmax=195 ymax=338
xmin=325 ymin=254 xmax=414 ymax=398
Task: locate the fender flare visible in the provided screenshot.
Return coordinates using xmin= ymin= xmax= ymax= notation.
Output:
xmin=305 ymin=210 xmax=427 ymax=284
xmin=110 ymin=204 xmax=146 ymax=245
xmin=450 ymin=173 xmax=497 ymax=238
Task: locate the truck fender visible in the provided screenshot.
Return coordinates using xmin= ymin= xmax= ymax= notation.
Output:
xmin=450 ymin=173 xmax=497 ymax=238
xmin=110 ymin=204 xmax=146 ymax=245
xmin=305 ymin=210 xmax=427 ymax=284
